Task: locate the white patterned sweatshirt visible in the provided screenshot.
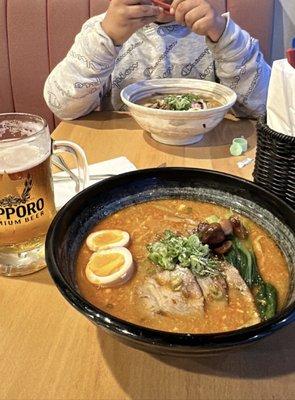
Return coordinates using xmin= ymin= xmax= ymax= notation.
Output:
xmin=44 ymin=12 xmax=271 ymax=120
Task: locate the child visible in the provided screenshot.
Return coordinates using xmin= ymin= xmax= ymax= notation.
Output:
xmin=44 ymin=0 xmax=270 ymax=120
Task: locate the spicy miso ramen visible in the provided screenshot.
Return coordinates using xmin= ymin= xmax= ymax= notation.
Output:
xmin=76 ymin=199 xmax=290 ymax=334
xmin=138 ymin=93 xmax=222 ymax=111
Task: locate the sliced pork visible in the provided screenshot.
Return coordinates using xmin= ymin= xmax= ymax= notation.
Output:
xmin=138 ymin=266 xmax=204 ymax=317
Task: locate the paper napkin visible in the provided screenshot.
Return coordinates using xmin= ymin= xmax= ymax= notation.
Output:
xmin=267 ymin=59 xmax=295 ymax=136
xmin=53 ymin=156 xmax=137 ymax=209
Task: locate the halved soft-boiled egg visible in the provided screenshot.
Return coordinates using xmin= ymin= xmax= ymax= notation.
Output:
xmin=86 ymin=229 xmax=130 ymax=251
xmin=85 ymin=247 xmax=134 ymax=287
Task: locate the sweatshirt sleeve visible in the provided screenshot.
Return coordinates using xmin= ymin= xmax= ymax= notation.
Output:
xmin=44 ymin=14 xmax=121 ymax=120
xmin=206 ymin=13 xmax=271 ymax=118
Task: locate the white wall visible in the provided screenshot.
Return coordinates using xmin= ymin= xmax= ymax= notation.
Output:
xmin=272 ymin=0 xmax=295 ymax=62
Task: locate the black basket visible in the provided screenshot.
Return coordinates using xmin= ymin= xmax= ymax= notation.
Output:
xmin=253 ymin=116 xmax=295 ymax=208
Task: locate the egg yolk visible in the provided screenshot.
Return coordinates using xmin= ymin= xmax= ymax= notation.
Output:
xmin=92 ymin=231 xmax=124 ymax=246
xmin=88 ymin=253 xmax=125 ymax=276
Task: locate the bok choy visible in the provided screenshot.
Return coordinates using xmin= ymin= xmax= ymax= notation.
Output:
xmin=225 ymin=238 xmax=277 ymax=320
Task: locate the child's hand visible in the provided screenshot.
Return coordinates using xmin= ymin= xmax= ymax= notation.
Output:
xmin=170 ymin=0 xmax=226 ymax=42
xmin=102 ymin=0 xmax=163 ymax=45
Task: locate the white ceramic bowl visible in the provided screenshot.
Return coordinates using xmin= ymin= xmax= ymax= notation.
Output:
xmin=121 ymin=78 xmax=237 ymax=145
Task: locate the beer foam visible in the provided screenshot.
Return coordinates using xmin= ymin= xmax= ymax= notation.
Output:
xmin=0 ymin=144 xmax=50 ymax=174
xmin=0 ymin=120 xmax=44 ymax=141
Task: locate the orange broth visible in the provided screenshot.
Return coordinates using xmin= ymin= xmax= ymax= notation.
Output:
xmin=76 ymin=199 xmax=290 ymax=333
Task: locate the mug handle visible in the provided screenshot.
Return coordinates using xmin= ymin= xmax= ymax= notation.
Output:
xmin=52 ymin=140 xmax=89 ymax=192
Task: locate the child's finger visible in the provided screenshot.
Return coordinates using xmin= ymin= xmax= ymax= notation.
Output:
xmin=171 ymin=0 xmax=201 ymax=14
xmin=172 ymin=0 xmax=201 ymax=25
xmin=182 ymin=5 xmax=207 ymax=28
xmin=128 ymin=4 xmax=162 ymax=19
xmin=191 ymin=15 xmax=211 ymax=34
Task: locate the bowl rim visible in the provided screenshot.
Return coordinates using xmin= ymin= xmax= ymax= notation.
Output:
xmin=120 ymin=78 xmax=237 ymax=116
xmin=46 ymin=167 xmax=295 ymax=349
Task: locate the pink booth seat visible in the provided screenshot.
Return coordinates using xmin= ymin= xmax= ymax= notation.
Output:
xmin=0 ymin=0 xmax=274 ymax=132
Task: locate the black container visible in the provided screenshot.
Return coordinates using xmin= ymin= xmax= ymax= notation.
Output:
xmin=254 ymin=117 xmax=295 ymax=208
xmin=45 ymin=168 xmax=295 ymax=356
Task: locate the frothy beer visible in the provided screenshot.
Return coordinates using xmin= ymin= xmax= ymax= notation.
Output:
xmin=0 ymin=143 xmax=56 ymax=251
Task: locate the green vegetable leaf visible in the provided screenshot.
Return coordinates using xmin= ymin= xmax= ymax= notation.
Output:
xmin=224 ymin=237 xmax=277 ymax=321
xmin=254 ymin=281 xmax=277 ymax=321
xmin=164 ymin=94 xmax=201 ymax=111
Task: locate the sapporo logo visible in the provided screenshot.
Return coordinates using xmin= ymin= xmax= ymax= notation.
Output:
xmin=0 ymin=173 xmax=32 ymax=207
xmin=0 ymin=173 xmax=45 ymax=224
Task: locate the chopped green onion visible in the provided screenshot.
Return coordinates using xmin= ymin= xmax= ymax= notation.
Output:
xmin=164 ymin=94 xmax=202 ymax=111
xmin=147 ymin=230 xmax=220 ymax=278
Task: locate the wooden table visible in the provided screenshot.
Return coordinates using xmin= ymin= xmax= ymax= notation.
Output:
xmin=1 ymin=112 xmax=294 ymax=400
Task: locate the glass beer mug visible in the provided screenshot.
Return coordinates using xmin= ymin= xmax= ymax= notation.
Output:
xmin=0 ymin=113 xmax=88 ymax=276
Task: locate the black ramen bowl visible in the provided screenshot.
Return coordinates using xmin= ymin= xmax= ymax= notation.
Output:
xmin=46 ymin=168 xmax=295 ymax=356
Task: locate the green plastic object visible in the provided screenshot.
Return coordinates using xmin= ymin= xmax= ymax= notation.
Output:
xmin=232 ymin=137 xmax=248 ymax=152
xmin=230 ymin=142 xmax=243 ymax=156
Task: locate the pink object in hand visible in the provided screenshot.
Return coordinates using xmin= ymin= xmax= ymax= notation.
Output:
xmin=109 ymin=0 xmax=171 ymax=12
xmin=152 ymin=0 xmax=171 ymax=11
